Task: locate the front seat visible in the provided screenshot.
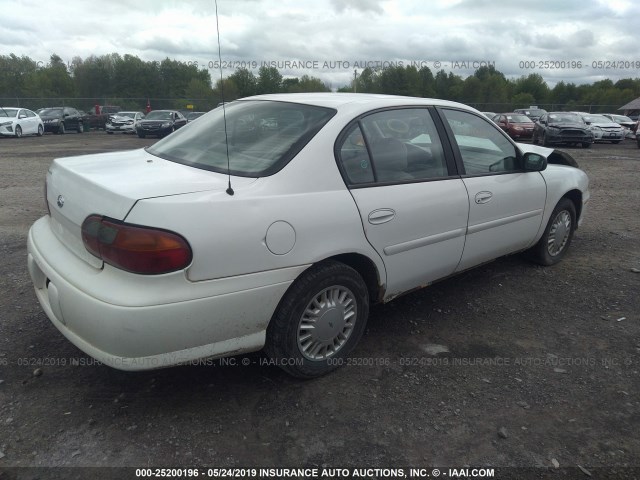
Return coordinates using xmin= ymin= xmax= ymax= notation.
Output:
xmin=370 ymin=138 xmax=412 ymax=182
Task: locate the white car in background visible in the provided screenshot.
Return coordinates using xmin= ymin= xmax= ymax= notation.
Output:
xmin=27 ymin=93 xmax=589 ymax=378
xmin=105 ymin=111 xmax=145 ymax=134
xmin=601 ymin=114 xmax=637 ymax=139
xmin=574 ymin=112 xmax=624 ymax=144
xmin=0 ymin=107 xmax=44 ymax=137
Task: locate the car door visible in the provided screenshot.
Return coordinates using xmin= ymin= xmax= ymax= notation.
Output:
xmin=336 ymin=107 xmax=469 ymax=298
xmin=25 ymin=110 xmax=39 ymax=134
xmin=438 ymin=108 xmax=546 ymax=272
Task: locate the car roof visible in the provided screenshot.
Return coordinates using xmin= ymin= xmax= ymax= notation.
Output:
xmin=238 ymin=92 xmax=472 ymax=111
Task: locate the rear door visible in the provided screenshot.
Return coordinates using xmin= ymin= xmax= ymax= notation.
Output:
xmin=437 ymin=108 xmax=546 ymax=272
xmin=336 ymin=107 xmax=469 ymax=299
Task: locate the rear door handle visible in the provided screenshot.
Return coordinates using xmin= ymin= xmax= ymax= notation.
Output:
xmin=368 ymin=208 xmax=396 ymax=225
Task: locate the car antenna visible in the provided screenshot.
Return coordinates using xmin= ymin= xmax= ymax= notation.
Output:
xmin=215 ymin=0 xmax=234 ymax=196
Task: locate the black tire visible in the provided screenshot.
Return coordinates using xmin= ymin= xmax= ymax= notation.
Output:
xmin=58 ymin=122 xmax=65 ymax=134
xmin=77 ymin=121 xmax=83 ymax=133
xmin=612 ymin=140 xmax=620 ymax=144
xmin=265 ymin=260 xmax=370 ymax=378
xmin=107 ymin=131 xmax=114 ymax=135
xmin=582 ymin=142 xmax=591 ymax=148
xmin=532 ymin=132 xmax=538 ymax=145
xmin=37 ymin=124 xmax=43 ymax=136
xmin=15 ymin=125 xmax=22 ymax=138
xmin=529 ymin=198 xmax=576 ymax=266
xmin=137 ymin=132 xmax=145 ymax=138
xmin=541 ymin=131 xmax=549 ymax=147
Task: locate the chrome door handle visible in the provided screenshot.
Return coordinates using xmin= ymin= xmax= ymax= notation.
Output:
xmin=475 ymin=191 xmax=493 ymax=204
xmin=368 ymin=208 xmax=396 ymax=225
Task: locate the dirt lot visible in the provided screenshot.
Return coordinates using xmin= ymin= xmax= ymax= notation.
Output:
xmin=0 ymin=132 xmax=639 ymax=478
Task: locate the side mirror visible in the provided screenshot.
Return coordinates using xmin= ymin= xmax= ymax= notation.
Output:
xmin=523 ymin=152 xmax=547 ymax=172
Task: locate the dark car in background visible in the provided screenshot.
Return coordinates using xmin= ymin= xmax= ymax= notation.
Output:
xmin=39 ymin=107 xmax=84 ymax=134
xmin=532 ymin=112 xmax=593 ymax=148
xmin=136 ymin=110 xmax=187 ymax=138
xmin=492 ymin=113 xmax=535 ymax=140
xmin=514 ymin=107 xmax=547 ymax=122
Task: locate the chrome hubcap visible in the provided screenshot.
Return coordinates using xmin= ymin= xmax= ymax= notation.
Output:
xmin=547 ymin=210 xmax=571 ymax=256
xmin=297 ymin=286 xmax=356 ymax=360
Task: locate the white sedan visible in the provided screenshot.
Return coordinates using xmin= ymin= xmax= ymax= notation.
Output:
xmin=27 ymin=93 xmax=589 ymax=377
xmin=0 ymin=107 xmax=44 ymax=137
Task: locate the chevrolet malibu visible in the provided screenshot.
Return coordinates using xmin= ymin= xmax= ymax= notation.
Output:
xmin=27 ymin=93 xmax=589 ymax=378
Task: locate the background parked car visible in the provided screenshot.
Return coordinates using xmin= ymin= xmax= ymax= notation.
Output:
xmin=87 ymin=105 xmax=122 ymax=130
xmin=186 ymin=111 xmax=206 ymax=122
xmin=0 ymin=107 xmax=44 ymax=137
xmin=574 ymin=113 xmax=624 ymax=144
xmin=136 ymin=110 xmax=187 ymax=138
xmin=532 ymin=112 xmax=593 ymax=148
xmin=481 ymin=112 xmax=496 ymax=119
xmin=514 ymin=107 xmax=547 ymax=122
xmin=492 ymin=113 xmax=535 ymax=140
xmin=39 ymin=107 xmax=84 ymax=134
xmin=602 ymin=113 xmax=637 ymax=139
xmin=106 ymin=111 xmax=145 ymax=134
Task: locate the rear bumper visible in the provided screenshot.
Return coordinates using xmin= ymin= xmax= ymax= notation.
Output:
xmin=27 ymin=216 xmax=304 ymax=370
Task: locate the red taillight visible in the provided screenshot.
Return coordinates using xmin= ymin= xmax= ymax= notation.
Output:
xmin=81 ymin=215 xmax=192 ymax=275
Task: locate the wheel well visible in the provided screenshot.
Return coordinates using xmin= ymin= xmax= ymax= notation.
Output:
xmin=328 ymin=253 xmax=383 ymax=304
xmin=563 ymin=189 xmax=582 ymax=223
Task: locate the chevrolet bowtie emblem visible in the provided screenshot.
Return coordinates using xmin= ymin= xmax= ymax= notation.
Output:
xmin=56 ymin=195 xmax=65 ymax=208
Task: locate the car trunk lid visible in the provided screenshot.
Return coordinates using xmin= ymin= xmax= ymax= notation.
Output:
xmin=46 ymin=148 xmax=255 ymax=267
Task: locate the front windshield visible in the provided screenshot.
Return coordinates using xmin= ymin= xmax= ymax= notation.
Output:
xmin=40 ymin=108 xmax=63 ymax=116
xmin=506 ymin=114 xmax=531 ymax=123
xmin=116 ymin=112 xmax=136 ymax=118
xmin=611 ymin=115 xmax=632 ymax=123
xmin=145 ymin=111 xmax=173 ymax=120
xmin=583 ymin=115 xmax=609 ymax=123
xmin=0 ymin=108 xmax=18 ymax=117
xmin=548 ymin=113 xmax=583 ymax=124
xmin=147 ymin=100 xmax=336 ymax=177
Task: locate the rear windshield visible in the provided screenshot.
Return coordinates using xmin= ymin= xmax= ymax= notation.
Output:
xmin=147 ymin=100 xmax=336 ymax=177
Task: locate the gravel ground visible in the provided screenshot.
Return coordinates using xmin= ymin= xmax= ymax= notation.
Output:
xmin=0 ymin=132 xmax=639 ymax=479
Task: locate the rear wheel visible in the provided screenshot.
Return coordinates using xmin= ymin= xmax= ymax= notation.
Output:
xmin=529 ymin=198 xmax=576 ymax=266
xmin=137 ymin=132 xmax=145 ymax=138
xmin=58 ymin=122 xmax=65 ymax=134
xmin=265 ymin=260 xmax=369 ymax=378
xmin=612 ymin=140 xmax=620 ymax=144
xmin=15 ymin=125 xmax=22 ymax=138
xmin=77 ymin=121 xmax=83 ymax=133
xmin=582 ymin=142 xmax=591 ymax=148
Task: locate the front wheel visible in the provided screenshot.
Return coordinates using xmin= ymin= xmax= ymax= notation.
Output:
xmin=37 ymin=124 xmax=43 ymax=136
xmin=77 ymin=122 xmax=83 ymax=133
xmin=58 ymin=122 xmax=65 ymax=134
xmin=15 ymin=125 xmax=22 ymax=138
xmin=529 ymin=198 xmax=576 ymax=266
xmin=265 ymin=260 xmax=370 ymax=378
xmin=542 ymin=132 xmax=550 ymax=147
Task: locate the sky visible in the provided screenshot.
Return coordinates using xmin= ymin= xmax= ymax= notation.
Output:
xmin=2 ymin=0 xmax=638 ymax=89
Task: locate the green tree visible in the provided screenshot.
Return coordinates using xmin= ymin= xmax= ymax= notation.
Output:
xmin=257 ymin=66 xmax=282 ymax=94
